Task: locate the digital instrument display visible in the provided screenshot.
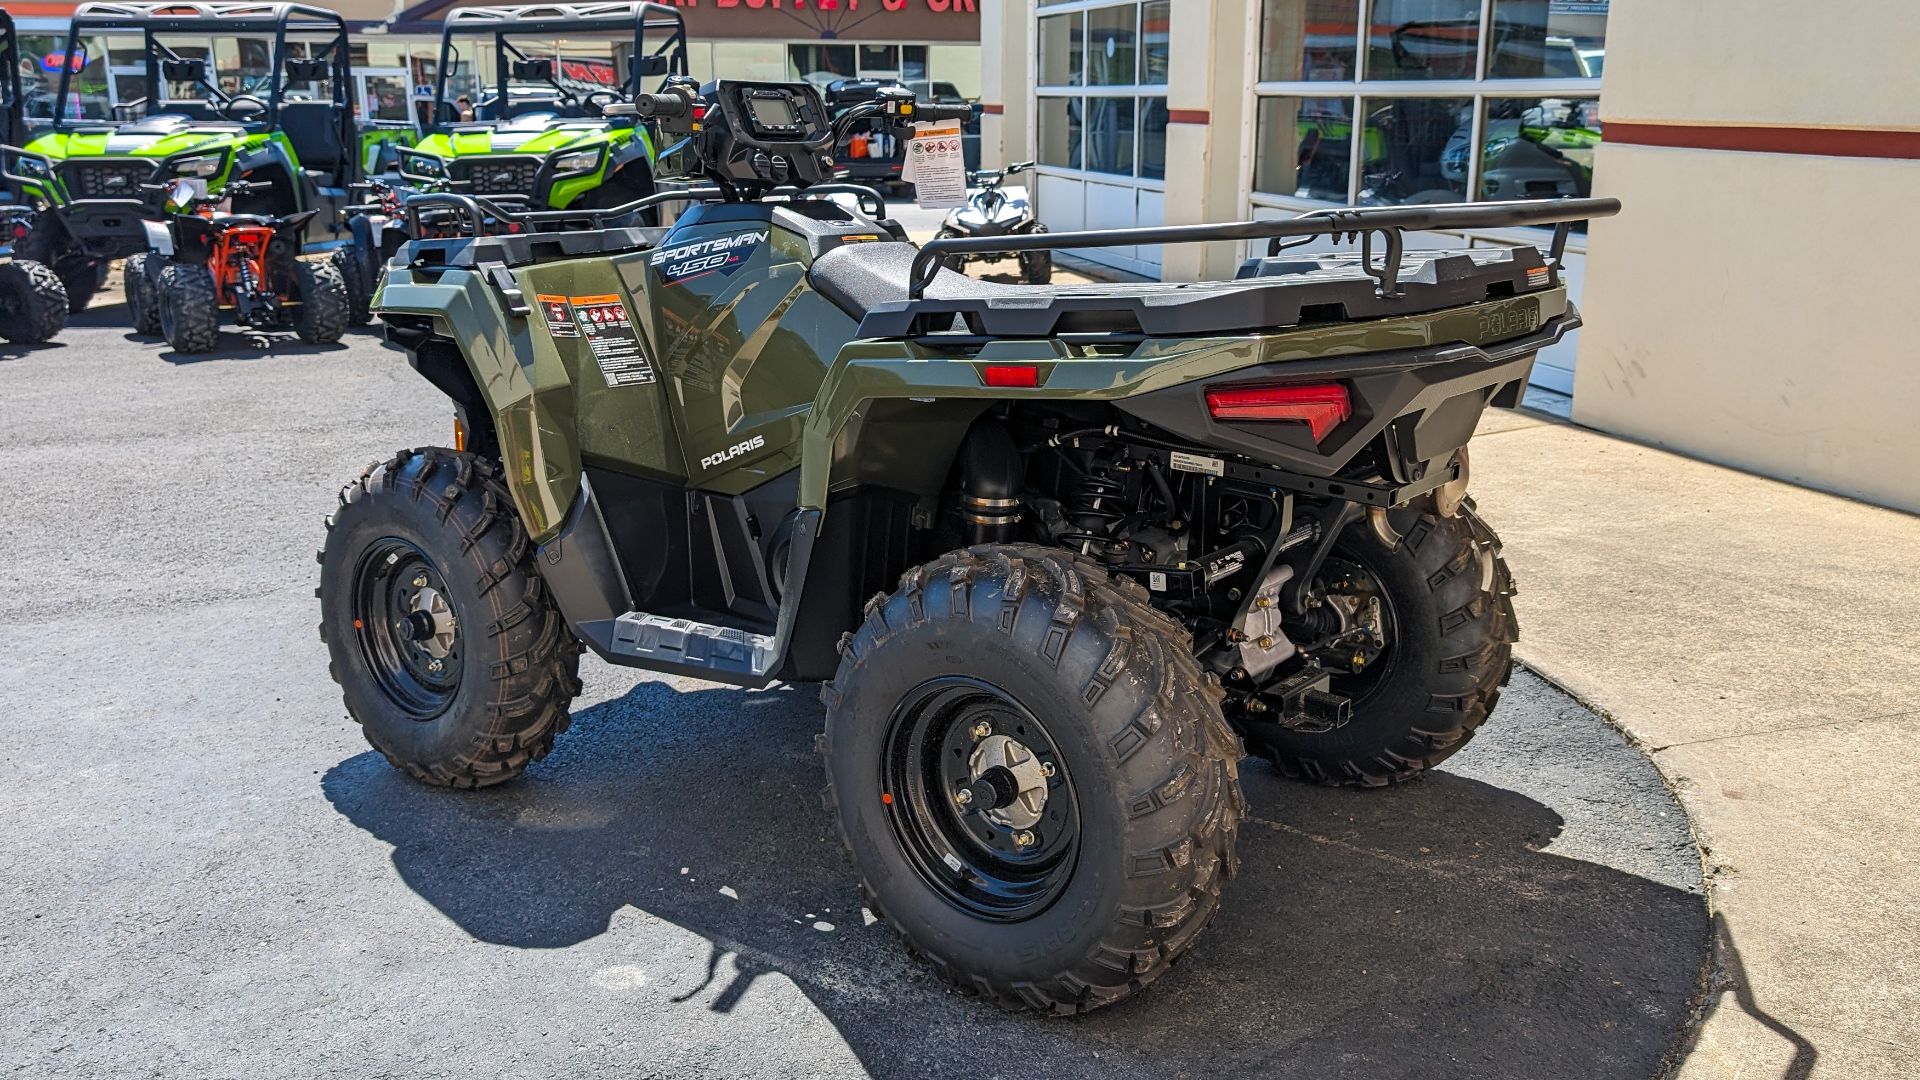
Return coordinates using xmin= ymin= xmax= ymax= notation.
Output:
xmin=746 ymin=94 xmax=798 ymax=130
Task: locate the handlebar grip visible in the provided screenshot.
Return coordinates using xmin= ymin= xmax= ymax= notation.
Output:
xmin=633 ymin=92 xmax=690 ymax=119
xmin=912 ymin=103 xmax=975 ymax=124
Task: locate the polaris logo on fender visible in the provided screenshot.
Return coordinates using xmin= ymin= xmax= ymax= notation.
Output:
xmin=701 ymin=434 xmax=766 ymax=470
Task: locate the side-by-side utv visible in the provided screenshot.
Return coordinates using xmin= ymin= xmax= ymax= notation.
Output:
xmin=319 ymin=76 xmax=1619 ymax=1014
xmin=0 ymin=2 xmax=412 ymax=313
xmin=333 ymin=3 xmax=687 ymax=325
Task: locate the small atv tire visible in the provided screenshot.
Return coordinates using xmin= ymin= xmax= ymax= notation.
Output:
xmin=291 ymin=258 xmax=349 ymax=344
xmin=821 ymin=544 xmax=1245 ymax=1013
xmin=0 ymin=260 xmax=69 ymax=343
xmin=124 ymin=253 xmax=163 ymax=336
xmin=1241 ymin=496 xmax=1517 ymax=787
xmin=1019 ymin=223 xmax=1052 ymax=284
xmin=318 ymin=448 xmax=582 ymax=789
xmin=158 ymin=262 xmax=220 ymax=354
xmin=330 ymin=243 xmax=374 ymax=326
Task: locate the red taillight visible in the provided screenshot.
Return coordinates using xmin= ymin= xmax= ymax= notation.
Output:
xmin=982 ymin=364 xmax=1040 ymax=388
xmin=1205 ymin=382 xmax=1351 ymax=441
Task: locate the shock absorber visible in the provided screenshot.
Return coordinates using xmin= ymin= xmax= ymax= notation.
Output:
xmin=959 ymin=424 xmax=1024 ymax=545
xmin=1058 ymin=468 xmax=1127 ymax=558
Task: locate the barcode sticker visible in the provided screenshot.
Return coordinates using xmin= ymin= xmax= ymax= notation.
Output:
xmin=1169 ymin=451 xmax=1224 ymax=477
xmin=1149 ymin=571 xmax=1168 ymax=592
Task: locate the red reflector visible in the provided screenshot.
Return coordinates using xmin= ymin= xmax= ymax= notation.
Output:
xmin=692 ymin=104 xmax=709 ymax=121
xmin=982 ymin=364 xmax=1040 ymax=388
xmin=1205 ymin=383 xmax=1351 ymax=441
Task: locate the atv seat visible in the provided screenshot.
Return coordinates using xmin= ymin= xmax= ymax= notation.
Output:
xmin=811 ymin=240 xmax=1560 ymax=339
xmin=278 ymin=101 xmax=345 ymax=179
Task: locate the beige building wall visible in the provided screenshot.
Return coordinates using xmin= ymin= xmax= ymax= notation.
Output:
xmin=1574 ymin=2 xmax=1920 ymax=512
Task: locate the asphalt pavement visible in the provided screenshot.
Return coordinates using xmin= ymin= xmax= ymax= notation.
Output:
xmin=0 ymin=307 xmax=1708 ymax=1079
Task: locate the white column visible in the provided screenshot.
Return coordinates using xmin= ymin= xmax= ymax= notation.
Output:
xmin=1157 ymin=0 xmax=1250 ymax=282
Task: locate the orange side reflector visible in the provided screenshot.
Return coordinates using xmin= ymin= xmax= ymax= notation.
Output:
xmin=881 ymin=792 xmax=893 ymax=805
xmin=453 ymin=416 xmax=468 ymax=452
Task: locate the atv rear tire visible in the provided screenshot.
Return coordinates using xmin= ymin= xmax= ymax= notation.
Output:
xmin=56 ymin=258 xmax=102 ymax=313
xmin=1241 ymin=497 xmax=1517 ymax=787
xmin=1019 ymin=223 xmax=1052 ymax=284
xmin=318 ymin=449 xmax=582 ymax=788
xmin=329 ymin=243 xmax=374 ymax=326
xmin=0 ymin=260 xmax=69 ymax=343
xmin=124 ymin=253 xmax=163 ymax=336
xmin=291 ymin=259 xmax=349 ymax=344
xmin=158 ymin=263 xmax=220 ymax=354
xmin=821 ymin=544 xmax=1244 ymax=1013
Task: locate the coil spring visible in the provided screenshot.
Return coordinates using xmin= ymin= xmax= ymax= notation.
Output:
xmin=1058 ymin=471 xmax=1128 ymax=555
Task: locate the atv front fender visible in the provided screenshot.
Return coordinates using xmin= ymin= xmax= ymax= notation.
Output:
xmin=376 ymin=265 xmax=581 ymax=539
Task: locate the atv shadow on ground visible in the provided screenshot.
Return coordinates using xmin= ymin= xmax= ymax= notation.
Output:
xmin=324 ymin=675 xmax=1709 ymax=1079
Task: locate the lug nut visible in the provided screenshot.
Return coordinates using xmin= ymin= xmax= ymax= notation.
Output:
xmin=1011 ymin=830 xmax=1036 ymax=849
xmin=427 ymin=658 xmax=443 ymax=673
xmin=954 ymin=787 xmax=974 ymax=806
xmin=411 ymin=573 xmax=428 ymax=588
xmin=1040 ymin=761 xmax=1057 ymax=778
xmin=1253 ymin=596 xmax=1273 ymax=610
xmin=1256 ymin=635 xmax=1276 ymax=649
xmin=970 ymin=721 xmax=992 ymax=740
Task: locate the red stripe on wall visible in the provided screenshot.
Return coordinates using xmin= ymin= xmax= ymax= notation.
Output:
xmin=980 ymin=103 xmax=1004 ymax=115
xmin=1606 ymin=122 xmax=1920 ymax=161
xmin=1167 ymin=109 xmax=1209 ymax=125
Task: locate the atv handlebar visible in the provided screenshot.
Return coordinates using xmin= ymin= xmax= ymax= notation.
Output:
xmin=911 ymin=102 xmax=976 ymax=125
xmin=633 ymin=91 xmax=691 ymax=120
xmin=908 ymin=196 xmax=1622 ymax=299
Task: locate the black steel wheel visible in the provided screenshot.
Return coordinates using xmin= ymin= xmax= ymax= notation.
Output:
xmin=349 ymin=538 xmax=464 ymax=720
xmin=1240 ymin=495 xmax=1517 ymax=787
xmin=881 ymin=676 xmax=1081 ymax=921
xmin=822 ymin=544 xmax=1244 ymax=1014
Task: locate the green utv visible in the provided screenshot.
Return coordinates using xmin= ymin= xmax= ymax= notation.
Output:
xmin=318 ymin=76 xmax=1619 ymax=1012
xmin=0 ymin=14 xmax=69 ymax=344
xmin=333 ymin=2 xmax=688 ymax=324
xmin=0 ymin=2 xmax=412 ymax=314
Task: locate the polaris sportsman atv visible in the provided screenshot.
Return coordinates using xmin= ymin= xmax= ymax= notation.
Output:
xmin=333 ymin=3 xmax=686 ymax=325
xmin=0 ymin=206 xmax=69 ymax=345
xmin=933 ymin=160 xmax=1050 ymax=283
xmin=133 ymin=178 xmax=347 ymax=353
xmin=0 ymin=2 xmax=412 ymax=313
xmin=319 ymin=76 xmax=1618 ymax=1012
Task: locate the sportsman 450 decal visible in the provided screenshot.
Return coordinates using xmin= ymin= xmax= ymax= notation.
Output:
xmin=652 ymin=231 xmax=768 ymax=285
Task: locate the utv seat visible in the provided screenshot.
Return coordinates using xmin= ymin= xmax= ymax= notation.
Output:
xmin=809 ymin=240 xmax=1560 ymax=340
xmin=278 ymin=101 xmax=346 ymax=181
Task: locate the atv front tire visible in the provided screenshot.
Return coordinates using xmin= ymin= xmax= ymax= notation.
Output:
xmin=124 ymin=253 xmax=163 ymax=336
xmin=0 ymin=260 xmax=69 ymax=343
xmin=1019 ymin=223 xmax=1052 ymax=284
xmin=291 ymin=259 xmax=349 ymax=344
xmin=158 ymin=263 xmax=220 ymax=354
xmin=318 ymin=449 xmax=582 ymax=788
xmin=1240 ymin=497 xmax=1517 ymax=787
xmin=821 ymin=544 xmax=1244 ymax=1013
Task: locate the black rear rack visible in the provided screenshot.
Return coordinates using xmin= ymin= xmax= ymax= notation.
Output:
xmin=909 ymin=197 xmax=1620 ymax=300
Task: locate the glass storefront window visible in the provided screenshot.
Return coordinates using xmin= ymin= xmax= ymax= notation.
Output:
xmin=1037 ymin=96 xmax=1081 ymax=169
xmin=1489 ymin=0 xmax=1606 ymax=78
xmin=789 ymin=44 xmax=856 ymax=88
xmin=1085 ymin=96 xmax=1135 ymax=175
xmin=902 ymin=45 xmax=928 ymax=81
xmin=1086 ymin=5 xmax=1137 ymax=86
xmin=1356 ymin=96 xmax=1474 ymax=203
xmin=1140 ymin=2 xmax=1170 ymax=84
xmin=1255 ymin=96 xmax=1355 ymax=201
xmin=1477 ymin=96 xmax=1599 ymax=206
xmin=1038 ymin=13 xmax=1081 ymax=87
xmin=1139 ymin=97 xmax=1168 ymax=179
xmin=1261 ymin=0 xmax=1360 ymax=82
xmin=1365 ymin=0 xmax=1482 ymax=80
xmin=859 ymin=44 xmax=899 ymax=74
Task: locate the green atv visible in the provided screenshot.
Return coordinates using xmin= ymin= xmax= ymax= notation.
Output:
xmin=318 ymin=76 xmax=1619 ymax=1012
xmin=332 ymin=2 xmax=686 ymax=325
xmin=0 ymin=2 xmax=413 ymax=315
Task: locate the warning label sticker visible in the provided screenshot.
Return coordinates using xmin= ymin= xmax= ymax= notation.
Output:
xmin=568 ymin=294 xmax=656 ymax=387
xmin=537 ymin=294 xmax=578 ymax=338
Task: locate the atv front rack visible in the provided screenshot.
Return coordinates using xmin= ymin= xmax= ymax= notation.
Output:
xmin=908 ymin=197 xmax=1620 ymax=300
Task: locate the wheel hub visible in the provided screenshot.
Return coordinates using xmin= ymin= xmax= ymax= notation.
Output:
xmin=965 ymin=734 xmax=1050 ymax=830
xmin=406 ymin=585 xmax=458 ymax=659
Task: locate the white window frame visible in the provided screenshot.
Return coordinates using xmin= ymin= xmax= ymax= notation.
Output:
xmin=1240 ymin=0 xmax=1603 ymax=256
xmin=1031 ymin=0 xmax=1171 ymax=191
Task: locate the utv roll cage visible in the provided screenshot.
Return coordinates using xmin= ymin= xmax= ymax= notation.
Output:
xmin=429 ymin=2 xmax=689 ymax=126
xmin=48 ymin=3 xmax=353 ymax=145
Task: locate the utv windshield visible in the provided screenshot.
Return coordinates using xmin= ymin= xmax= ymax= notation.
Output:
xmin=431 ymin=4 xmax=687 ymax=126
xmin=31 ymin=15 xmax=345 ymax=128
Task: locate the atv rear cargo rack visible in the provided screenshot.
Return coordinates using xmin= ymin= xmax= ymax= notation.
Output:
xmin=910 ymin=197 xmax=1618 ymax=300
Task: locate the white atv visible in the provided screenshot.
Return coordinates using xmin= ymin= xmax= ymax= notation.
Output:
xmin=932 ymin=160 xmax=1050 ymax=284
